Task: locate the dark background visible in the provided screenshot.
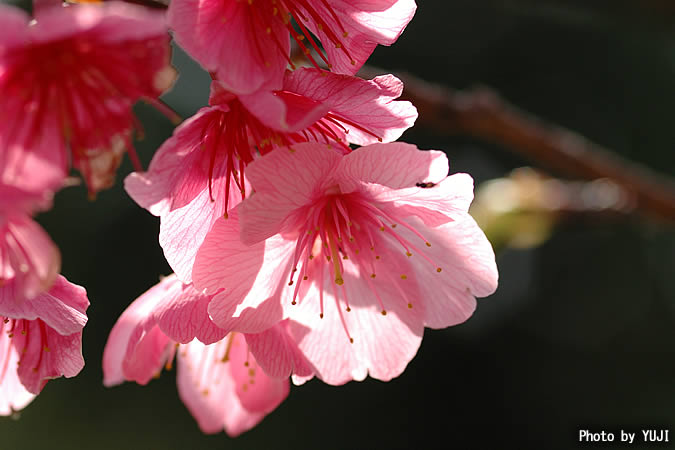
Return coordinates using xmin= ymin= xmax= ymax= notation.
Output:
xmin=2 ymin=1 xmax=675 ymax=448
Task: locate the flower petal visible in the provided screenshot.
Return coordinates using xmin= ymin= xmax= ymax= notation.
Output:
xmin=194 ymin=210 xmax=294 ymax=333
xmin=244 ymin=322 xmax=314 ymax=379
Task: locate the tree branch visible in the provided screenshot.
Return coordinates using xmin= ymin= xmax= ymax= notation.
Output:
xmin=364 ymin=68 xmax=675 ymax=224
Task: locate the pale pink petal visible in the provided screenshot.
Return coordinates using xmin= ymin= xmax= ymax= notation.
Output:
xmin=168 ymin=0 xmax=287 ymax=95
xmin=283 ymin=70 xmax=417 ymax=145
xmin=337 ymin=142 xmax=448 ymax=190
xmin=102 ymin=277 xmax=173 ymax=386
xmin=153 ymin=276 xmax=227 ymax=345
xmin=400 ymin=215 xmax=498 ymax=329
xmin=193 ymin=210 xmax=295 ymax=332
xmin=359 ymin=173 xmax=475 ymax=228
xmin=176 ymin=337 xmax=287 ymax=436
xmin=159 ymin=187 xmax=227 ymax=283
xmin=244 ymin=322 xmax=314 ymax=379
xmin=298 ymin=0 xmax=417 ymax=74
xmin=0 ymin=331 xmax=35 ymax=415
xmin=287 ymin=256 xmax=424 ymax=385
xmin=227 ymin=333 xmax=289 ymax=414
xmin=0 ymin=215 xmax=60 ymax=305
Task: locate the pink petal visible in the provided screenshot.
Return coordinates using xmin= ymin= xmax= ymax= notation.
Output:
xmin=0 ymin=112 xmax=68 ymax=199
xmin=168 ymin=0 xmax=287 ymax=95
xmin=283 ymin=70 xmax=417 ymax=145
xmin=14 ymin=319 xmax=85 ymax=394
xmin=0 ymin=275 xmax=88 ymax=336
xmin=125 ymin=105 xmax=232 ymax=217
xmin=238 ymin=86 xmax=330 ymax=133
xmin=31 ymin=2 xmax=168 ymax=47
xmin=297 ymin=0 xmax=417 ymax=74
xmin=244 ymin=322 xmax=314 ymax=379
xmin=241 ymin=143 xmax=342 ymax=244
xmin=0 ymin=5 xmax=29 ymax=50
xmin=0 ymin=331 xmax=35 ymax=415
xmin=153 ymin=277 xmax=227 ymax=345
xmin=361 ymin=173 xmax=475 ymax=228
xmin=402 ymin=215 xmax=498 ymax=329
xmin=175 ymin=337 xmax=287 ymax=436
xmin=193 ymin=210 xmax=295 ymax=332
xmin=0 ymin=214 xmax=60 ymax=305
xmin=288 ymin=258 xmax=424 ymax=385
xmin=227 ymin=333 xmax=289 ymax=414
xmin=337 ymin=142 xmax=448 ymax=190
xmin=102 ymin=277 xmax=173 ymax=386
xmin=159 ymin=187 xmax=227 ymax=283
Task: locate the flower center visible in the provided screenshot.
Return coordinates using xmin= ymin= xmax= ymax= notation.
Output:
xmin=285 ymin=190 xmax=443 ymax=342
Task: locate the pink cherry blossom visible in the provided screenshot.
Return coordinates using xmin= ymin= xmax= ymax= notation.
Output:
xmin=192 ymin=142 xmax=498 ymax=384
xmin=0 ymin=2 xmax=175 ymax=195
xmin=103 ymin=274 xmax=313 ymax=435
xmin=0 ymin=213 xmax=60 ymax=306
xmin=0 ymin=274 xmax=89 ymax=412
xmin=125 ymin=69 xmax=416 ymax=282
xmin=168 ymin=0 xmax=417 ymax=94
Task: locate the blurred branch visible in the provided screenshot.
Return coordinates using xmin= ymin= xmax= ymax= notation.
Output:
xmin=358 ymin=67 xmax=675 ymax=224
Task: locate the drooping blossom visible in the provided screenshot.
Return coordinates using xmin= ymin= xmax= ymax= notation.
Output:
xmin=103 ymin=274 xmax=313 ymax=435
xmin=0 ymin=275 xmax=89 ymax=415
xmin=125 ymin=68 xmax=416 ymax=282
xmin=0 ymin=2 xmax=175 ymax=195
xmin=168 ymin=0 xmax=417 ymax=94
xmin=192 ymin=142 xmax=498 ymax=384
xmin=0 ymin=174 xmax=60 ymax=306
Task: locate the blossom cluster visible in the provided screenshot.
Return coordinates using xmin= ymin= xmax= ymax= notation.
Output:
xmin=0 ymin=0 xmax=498 ymax=436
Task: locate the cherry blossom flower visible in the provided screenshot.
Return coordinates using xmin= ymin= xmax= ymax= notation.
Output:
xmin=103 ymin=274 xmax=313 ymax=435
xmin=0 ymin=176 xmax=60 ymax=306
xmin=0 ymin=2 xmax=175 ymax=195
xmin=0 ymin=275 xmax=89 ymax=415
xmin=125 ymin=68 xmax=416 ymax=282
xmin=192 ymin=142 xmax=498 ymax=384
xmin=168 ymin=0 xmax=417 ymax=94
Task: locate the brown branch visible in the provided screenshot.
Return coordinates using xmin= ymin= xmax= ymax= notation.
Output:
xmin=359 ymin=68 xmax=675 ymax=224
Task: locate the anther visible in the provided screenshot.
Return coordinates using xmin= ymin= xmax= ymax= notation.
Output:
xmin=426 ymin=242 xmax=431 ymax=247
xmin=346 ymin=307 xmax=351 ymax=312
xmin=406 ymin=251 xmax=412 ymax=257
xmin=436 ymin=268 xmax=442 ymax=273
xmin=400 ymin=275 xmax=407 ymax=280
xmin=408 ymin=303 xmax=413 ymax=309
xmin=381 ymin=310 xmax=387 ymax=316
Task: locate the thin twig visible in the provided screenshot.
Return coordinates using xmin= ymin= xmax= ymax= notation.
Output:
xmin=358 ymin=67 xmax=675 ymax=224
